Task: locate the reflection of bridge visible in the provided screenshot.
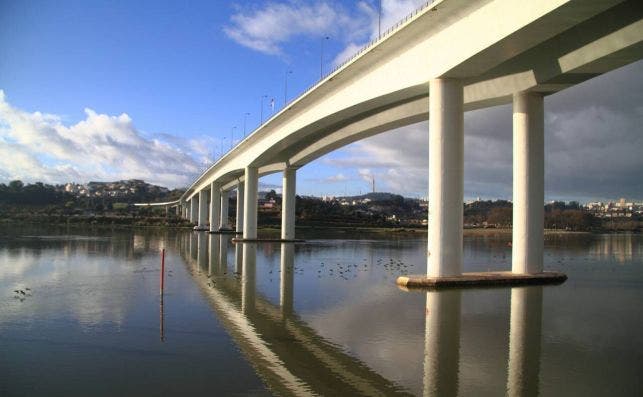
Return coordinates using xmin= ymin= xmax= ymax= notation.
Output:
xmin=175 ymin=233 xmax=546 ymax=395
xmin=165 ymin=0 xmax=643 ymax=280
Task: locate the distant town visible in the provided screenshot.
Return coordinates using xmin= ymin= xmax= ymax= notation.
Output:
xmin=0 ymin=179 xmax=641 ymax=232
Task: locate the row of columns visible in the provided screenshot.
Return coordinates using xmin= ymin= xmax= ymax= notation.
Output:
xmin=182 ymin=78 xmax=543 ymax=276
xmin=181 ymin=166 xmax=298 ymax=240
xmin=428 ymin=78 xmax=544 ymax=276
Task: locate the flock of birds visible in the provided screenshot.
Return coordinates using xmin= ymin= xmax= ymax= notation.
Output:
xmin=262 ymin=256 xmax=413 ymax=282
xmin=13 ymin=287 xmax=32 ymax=301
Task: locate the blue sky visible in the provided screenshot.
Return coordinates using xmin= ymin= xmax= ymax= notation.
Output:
xmin=1 ymin=0 xmax=642 ymax=202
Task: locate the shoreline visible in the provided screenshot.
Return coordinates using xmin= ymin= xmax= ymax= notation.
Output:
xmin=0 ymin=219 xmax=636 ymax=235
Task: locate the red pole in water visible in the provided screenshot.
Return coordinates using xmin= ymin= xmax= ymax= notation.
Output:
xmin=160 ymin=248 xmax=165 ymax=293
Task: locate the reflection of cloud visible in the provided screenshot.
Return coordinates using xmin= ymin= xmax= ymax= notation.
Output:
xmin=0 ymin=237 xmax=155 ymax=329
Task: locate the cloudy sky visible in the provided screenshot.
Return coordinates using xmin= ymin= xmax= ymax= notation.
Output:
xmin=1 ymin=0 xmax=641 ymax=202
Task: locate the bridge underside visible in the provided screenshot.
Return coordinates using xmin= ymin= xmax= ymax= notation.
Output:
xmin=174 ymin=0 xmax=643 ymax=278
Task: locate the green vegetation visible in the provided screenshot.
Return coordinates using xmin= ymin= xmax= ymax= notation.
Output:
xmin=1 ymin=181 xmax=640 ymax=232
xmin=0 ymin=180 xmax=190 ymax=228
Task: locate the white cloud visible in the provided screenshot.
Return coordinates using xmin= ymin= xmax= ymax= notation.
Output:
xmin=0 ymin=90 xmax=210 ymax=188
xmin=224 ymin=1 xmax=373 ymax=56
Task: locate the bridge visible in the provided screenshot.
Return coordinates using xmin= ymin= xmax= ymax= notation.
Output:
xmin=174 ymin=233 xmax=546 ymax=395
xmin=167 ymin=0 xmax=643 ymax=280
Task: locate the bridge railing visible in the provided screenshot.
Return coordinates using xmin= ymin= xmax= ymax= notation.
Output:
xmin=293 ymin=1 xmax=436 ymax=106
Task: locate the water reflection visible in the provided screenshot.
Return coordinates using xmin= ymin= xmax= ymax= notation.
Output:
xmin=280 ymin=243 xmax=294 ymax=316
xmin=424 ymin=290 xmax=461 ymax=397
xmin=180 ymin=236 xmax=410 ymax=395
xmin=507 ymin=287 xmax=543 ymax=397
xmin=3 ymin=227 xmax=639 ymax=396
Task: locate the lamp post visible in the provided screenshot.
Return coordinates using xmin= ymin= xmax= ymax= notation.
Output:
xmin=243 ymin=112 xmax=250 ymax=137
xmin=222 ymin=136 xmax=227 ymax=155
xmin=230 ymin=126 xmax=237 ymax=150
xmin=284 ymin=70 xmax=293 ymax=107
xmin=260 ymin=95 xmax=268 ymax=124
xmin=378 ymin=0 xmax=382 ymax=38
xmin=320 ymin=36 xmax=330 ymax=79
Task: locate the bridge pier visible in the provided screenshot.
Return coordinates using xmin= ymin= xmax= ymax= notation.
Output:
xmin=220 ymin=190 xmax=230 ymax=229
xmin=281 ymin=167 xmax=297 ymax=240
xmin=197 ymin=190 xmax=208 ymax=230
xmin=243 ymin=166 xmax=259 ymax=239
xmin=209 ymin=182 xmax=221 ymax=233
xmin=236 ymin=182 xmax=245 ymax=234
xmin=512 ymin=92 xmax=544 ymax=274
xmin=189 ymin=196 xmax=198 ymax=224
xmin=427 ymin=78 xmax=464 ymax=277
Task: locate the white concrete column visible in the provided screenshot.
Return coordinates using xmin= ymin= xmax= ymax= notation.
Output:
xmin=243 ymin=166 xmax=259 ymax=239
xmin=220 ymin=190 xmax=230 ymax=230
xmin=424 ymin=290 xmax=461 ymax=397
xmin=512 ymin=92 xmax=544 ymax=274
xmin=198 ymin=190 xmax=208 ymax=229
xmin=209 ymin=182 xmax=221 ymax=233
xmin=281 ymin=167 xmax=297 ymax=240
xmin=428 ymin=78 xmax=464 ymax=277
xmin=175 ymin=205 xmax=180 ymax=216
xmin=507 ymin=287 xmax=543 ymax=397
xmin=236 ymin=182 xmax=245 ymax=234
xmin=189 ymin=197 xmax=198 ymax=224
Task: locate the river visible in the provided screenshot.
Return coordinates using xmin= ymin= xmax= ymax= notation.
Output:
xmin=1 ymin=225 xmax=641 ymax=396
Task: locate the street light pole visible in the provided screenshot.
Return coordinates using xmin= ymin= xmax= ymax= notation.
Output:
xmin=243 ymin=112 xmax=250 ymax=137
xmin=378 ymin=0 xmax=382 ymax=38
xmin=260 ymin=95 xmax=268 ymax=124
xmin=284 ymin=70 xmax=292 ymax=107
xmin=230 ymin=126 xmax=236 ymax=150
xmin=320 ymin=36 xmax=329 ymax=79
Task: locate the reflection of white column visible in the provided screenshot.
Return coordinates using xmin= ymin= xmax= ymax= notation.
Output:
xmin=428 ymin=79 xmax=463 ymax=277
xmin=220 ymin=190 xmax=230 ymax=229
xmin=280 ymin=243 xmax=295 ymax=316
xmin=512 ymin=92 xmax=544 ymax=274
xmin=198 ymin=190 xmax=208 ymax=229
xmin=243 ymin=166 xmax=259 ymax=239
xmin=190 ymin=196 xmax=198 ymax=224
xmin=507 ymin=287 xmax=543 ymax=397
xmin=281 ymin=168 xmax=297 ymax=240
xmin=189 ymin=232 xmax=197 ymax=260
xmin=234 ymin=243 xmax=243 ymax=275
xmin=236 ymin=182 xmax=245 ymax=234
xmin=208 ymin=234 xmax=221 ymax=277
xmin=210 ymin=182 xmax=221 ymax=233
xmin=219 ymin=235 xmax=229 ymax=271
xmin=241 ymin=244 xmax=257 ymax=313
xmin=424 ymin=290 xmax=461 ymax=397
xmin=197 ymin=232 xmax=207 ymax=270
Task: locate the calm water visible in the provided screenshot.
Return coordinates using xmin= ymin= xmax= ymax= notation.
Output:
xmin=1 ymin=225 xmax=642 ymax=396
